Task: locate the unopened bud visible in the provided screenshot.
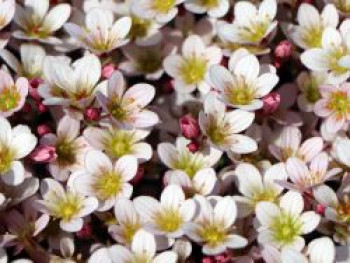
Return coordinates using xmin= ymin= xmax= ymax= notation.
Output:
xmin=76 ymin=223 xmax=92 ymax=239
xmin=84 ymin=107 xmax=101 ymax=122
xmin=316 ymin=204 xmax=326 ymax=216
xmin=274 ymin=40 xmax=293 ymax=60
xmin=102 ymin=63 xmax=117 ymax=79
xmin=187 ymin=141 xmax=199 ymax=153
xmin=180 ymin=114 xmax=200 ymax=139
xmin=262 ymin=92 xmax=280 ymax=115
xmin=31 ymin=146 xmax=57 ymax=162
xmin=37 ymin=124 xmax=52 ymax=136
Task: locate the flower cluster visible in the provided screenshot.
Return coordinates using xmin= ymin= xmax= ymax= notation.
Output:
xmin=0 ymin=0 xmax=350 ymax=262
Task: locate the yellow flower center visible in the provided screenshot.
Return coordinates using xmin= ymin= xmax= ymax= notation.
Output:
xmin=55 ymin=139 xmax=77 ymax=166
xmin=93 ymin=170 xmax=123 ymax=200
xmin=0 ymin=87 xmax=21 ymax=112
xmin=154 ymin=208 xmax=183 ymax=232
xmin=103 ymin=130 xmax=135 ymax=158
xmin=180 ymin=57 xmax=207 ymax=85
xmin=107 ymin=98 xmax=130 ymax=121
xmin=200 ymin=0 xmax=219 ymax=8
xmin=328 ymin=48 xmax=348 ymax=75
xmin=129 ymin=15 xmax=152 ymax=39
xmin=270 ymin=212 xmax=302 ymax=245
xmin=123 ymin=222 xmax=141 ymax=244
xmin=53 ymin=193 xmax=83 ymax=221
xmin=238 ymin=17 xmax=270 ymax=43
xmin=206 ymin=116 xmax=230 ymax=146
xmin=0 ymin=147 xmax=15 ymax=174
xmin=199 ymin=224 xmax=227 ymax=247
xmin=251 ymin=190 xmax=277 ymax=205
xmin=336 ymin=195 xmax=350 ymax=223
xmin=153 ymin=0 xmax=176 ymax=13
xmin=328 ymin=91 xmax=350 ymax=117
xmin=302 ymin=26 xmax=323 ymax=48
xmin=173 ymin=152 xmax=205 ymax=179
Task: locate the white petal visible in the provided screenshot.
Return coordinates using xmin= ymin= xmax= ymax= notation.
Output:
xmin=279 ymin=191 xmax=304 ymax=215
xmin=1 ymin=161 xmax=24 ymax=186
xmin=299 ymin=211 xmax=320 ymax=234
xmin=307 ymin=237 xmax=335 ymax=263
xmin=60 ymin=217 xmax=83 ymax=232
xmin=131 ymin=229 xmax=156 ymax=258
xmin=213 ymin=196 xmax=237 ymax=228
xmin=85 ymin=150 xmax=112 ymax=175
xmin=133 ymin=196 xmax=160 ymax=222
xmin=233 ymin=55 xmax=260 ymax=81
xmin=182 ymin=35 xmax=205 ymax=58
xmin=161 ymin=185 xmax=185 ymax=209
xmin=115 ymin=155 xmax=138 ymax=182
xmin=234 ymin=163 xmax=263 ymax=198
xmin=42 ymin=4 xmax=71 ymax=32
xmin=300 ymin=49 xmax=329 ymax=71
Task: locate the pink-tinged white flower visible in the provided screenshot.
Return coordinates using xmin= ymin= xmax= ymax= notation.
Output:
xmin=39 ymin=115 xmax=89 ymax=182
xmin=300 ymin=21 xmax=350 ymax=84
xmin=1 ymin=198 xmax=49 ymax=254
xmin=331 ymin=135 xmax=350 ymax=167
xmin=285 ymin=153 xmax=341 ymax=191
xmin=261 ymin=237 xmax=335 ymax=263
xmin=218 ymin=0 xmax=277 ymax=46
xmin=0 ymin=44 xmax=46 ymax=79
xmin=288 ymin=4 xmax=339 ymax=50
xmin=96 ymin=71 xmax=159 ymax=129
xmin=255 ymin=191 xmax=321 ymax=251
xmin=131 ymin=0 xmax=185 ymax=24
xmin=158 ymin=136 xmax=222 ymax=179
xmin=38 ymin=54 xmax=101 ymax=108
xmin=0 ymin=0 xmax=14 ymax=30
xmin=83 ymin=0 xmax=122 ymax=14
xmin=184 ymin=0 xmax=229 ymax=18
xmin=296 ymin=71 xmax=329 ymax=112
xmin=199 ymin=95 xmax=257 ymax=154
xmin=163 ymin=35 xmax=222 ymax=94
xmin=64 ymin=9 xmax=131 ymax=54
xmin=70 ymin=150 xmax=137 ymax=211
xmin=88 ymin=230 xmax=178 ymax=263
xmin=269 ymin=126 xmax=323 ymax=162
xmin=35 ymin=178 xmax=98 ymax=232
xmin=0 ymin=118 xmax=37 ymax=186
xmin=83 ymin=126 xmax=152 ymax=163
xmin=134 ymin=185 xmax=195 ymax=240
xmin=119 ymin=42 xmax=175 ymax=80
xmin=185 ymin=195 xmax=248 ymax=255
xmin=313 ymin=184 xmax=350 ymax=225
xmin=109 ymin=198 xmax=142 ymax=245
xmin=0 ymin=70 xmax=28 ymax=117
xmin=210 ymin=49 xmax=279 ymax=110
xmin=165 ymin=167 xmax=218 ymax=196
xmin=233 ymin=162 xmax=287 ymax=218
xmin=314 ymin=83 xmax=350 ymax=134
xmin=13 ymin=0 xmax=71 ymax=44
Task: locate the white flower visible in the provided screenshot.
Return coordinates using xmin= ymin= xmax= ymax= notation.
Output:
xmin=83 ymin=126 xmax=152 ymax=163
xmin=131 ymin=0 xmax=186 ymax=24
xmin=88 ymin=230 xmax=178 ymax=263
xmin=185 ymin=195 xmax=248 ymax=255
xmin=157 ymin=136 xmax=222 ymax=179
xmin=0 ymin=117 xmax=37 ymax=186
xmin=218 ymin=0 xmax=277 ymax=46
xmin=210 ymin=48 xmax=279 ymax=110
xmin=233 ymin=162 xmax=287 ymax=217
xmin=163 ymin=35 xmax=222 ymax=94
xmin=0 ymin=44 xmax=46 ymax=79
xmin=96 ymin=71 xmax=159 ymax=129
xmin=301 ymin=20 xmax=350 ymax=84
xmin=134 ymin=185 xmax=196 ymax=239
xmin=289 ymin=4 xmax=339 ymax=49
xmin=120 ymin=42 xmax=175 ymax=80
xmin=269 ymin=126 xmax=323 ymax=162
xmin=64 ymin=9 xmax=131 ymax=54
xmin=35 ymin=178 xmax=98 ymax=232
xmin=306 ymin=237 xmax=335 ymax=263
xmin=255 ymin=191 xmax=320 ymax=251
xmin=184 ymin=0 xmax=230 ymax=18
xmin=14 ymin=0 xmax=71 ymax=44
xmin=70 ymin=150 xmax=137 ymax=211
xmin=38 ymin=54 xmax=101 ymax=108
xmin=109 ymin=198 xmax=142 ymax=245
xmin=0 ymin=0 xmax=15 ymax=30
xmin=199 ymin=94 xmax=257 ymax=154
xmin=285 ymin=152 xmax=341 ymax=191
xmin=39 ymin=115 xmax=89 ymax=182
xmin=0 ymin=70 xmax=29 ymax=117
xmin=331 ymin=135 xmax=350 ymax=167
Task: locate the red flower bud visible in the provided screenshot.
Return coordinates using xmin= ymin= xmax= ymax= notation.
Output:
xmin=180 ymin=114 xmax=200 ymax=139
xmin=31 ymin=146 xmax=57 ymax=162
xmin=274 ymin=40 xmax=293 ymax=60
xmin=262 ymin=92 xmax=280 ymax=115
xmin=84 ymin=107 xmax=101 ymax=122
xmin=29 ymin=78 xmax=44 ymax=101
xmin=76 ymin=223 xmax=92 ymax=239
xmin=316 ymin=204 xmax=326 ymax=216
xmin=187 ymin=141 xmax=200 ymax=153
xmin=102 ymin=63 xmax=117 ymax=79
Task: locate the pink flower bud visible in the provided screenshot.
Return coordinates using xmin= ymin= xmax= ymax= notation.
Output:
xmin=102 ymin=63 xmax=117 ymax=79
xmin=180 ymin=114 xmax=200 ymax=139
xmin=29 ymin=78 xmax=44 ymax=101
xmin=274 ymin=41 xmax=293 ymax=60
xmin=84 ymin=107 xmax=101 ymax=122
xmin=31 ymin=146 xmax=57 ymax=162
xmin=262 ymin=92 xmax=280 ymax=115
xmin=36 ymin=101 xmax=47 ymax=113
xmin=202 ymin=257 xmax=214 ymax=263
xmin=37 ymin=124 xmax=52 ymax=136
xmin=187 ymin=141 xmax=199 ymax=153
xmin=316 ymin=204 xmax=326 ymax=216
